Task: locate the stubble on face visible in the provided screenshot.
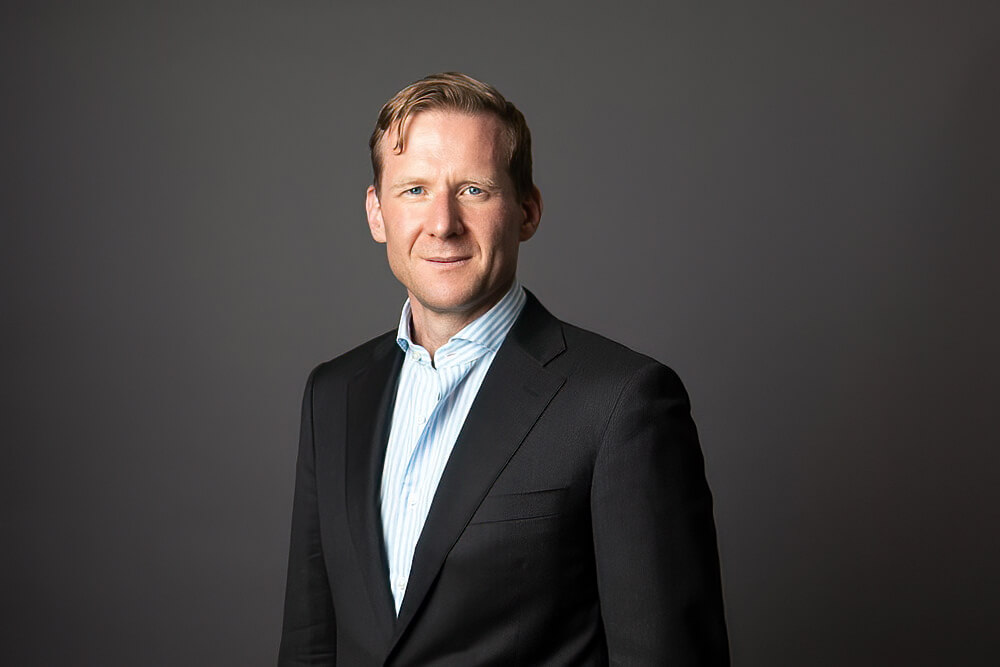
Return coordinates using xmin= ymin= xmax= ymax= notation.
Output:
xmin=366 ymin=111 xmax=540 ymax=351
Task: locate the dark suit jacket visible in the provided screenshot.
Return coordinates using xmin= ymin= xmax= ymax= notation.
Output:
xmin=279 ymin=292 xmax=729 ymax=666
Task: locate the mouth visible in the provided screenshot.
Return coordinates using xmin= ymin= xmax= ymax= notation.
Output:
xmin=425 ymin=256 xmax=471 ymax=265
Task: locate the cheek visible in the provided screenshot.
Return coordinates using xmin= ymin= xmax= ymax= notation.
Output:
xmin=478 ymin=204 xmax=517 ymax=239
xmin=381 ymin=230 xmax=410 ymax=273
xmin=386 ymin=239 xmax=413 ymax=270
xmin=487 ymin=217 xmax=523 ymax=254
xmin=382 ymin=216 xmax=418 ymax=254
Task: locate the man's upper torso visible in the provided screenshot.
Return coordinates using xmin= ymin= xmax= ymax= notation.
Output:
xmin=281 ymin=291 xmax=729 ymax=665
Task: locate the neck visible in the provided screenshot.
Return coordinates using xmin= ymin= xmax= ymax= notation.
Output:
xmin=408 ymin=281 xmax=513 ymax=359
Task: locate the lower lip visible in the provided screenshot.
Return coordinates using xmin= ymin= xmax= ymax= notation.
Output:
xmin=426 ymin=258 xmax=470 ymax=266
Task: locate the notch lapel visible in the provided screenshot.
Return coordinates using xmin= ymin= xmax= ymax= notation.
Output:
xmin=345 ymin=335 xmax=403 ymax=644
xmin=388 ymin=293 xmax=567 ymax=652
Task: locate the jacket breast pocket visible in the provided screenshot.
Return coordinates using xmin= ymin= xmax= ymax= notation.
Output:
xmin=468 ymin=487 xmax=566 ymax=525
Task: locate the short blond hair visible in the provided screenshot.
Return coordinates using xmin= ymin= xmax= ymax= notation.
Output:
xmin=369 ymin=72 xmax=534 ymax=199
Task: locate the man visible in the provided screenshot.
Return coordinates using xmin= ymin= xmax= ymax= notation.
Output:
xmin=279 ymin=72 xmax=729 ymax=666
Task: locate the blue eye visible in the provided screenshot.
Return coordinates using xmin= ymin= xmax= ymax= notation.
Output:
xmin=467 ymin=186 xmax=483 ymax=195
xmin=406 ymin=186 xmax=424 ymax=195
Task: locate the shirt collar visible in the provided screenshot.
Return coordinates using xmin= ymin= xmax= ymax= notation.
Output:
xmin=395 ymin=279 xmax=526 ymax=358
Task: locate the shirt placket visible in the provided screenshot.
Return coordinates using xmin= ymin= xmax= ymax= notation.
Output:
xmin=392 ymin=360 xmax=449 ymax=600
xmin=389 ymin=344 xmax=484 ymax=608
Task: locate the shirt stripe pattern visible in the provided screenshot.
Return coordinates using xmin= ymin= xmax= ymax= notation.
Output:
xmin=380 ymin=280 xmax=526 ymax=614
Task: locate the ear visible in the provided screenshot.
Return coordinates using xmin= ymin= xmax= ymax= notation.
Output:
xmin=518 ymin=185 xmax=543 ymax=242
xmin=366 ymin=185 xmax=386 ymax=243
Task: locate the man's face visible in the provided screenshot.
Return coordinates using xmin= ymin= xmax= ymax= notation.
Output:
xmin=366 ymin=111 xmax=541 ymax=323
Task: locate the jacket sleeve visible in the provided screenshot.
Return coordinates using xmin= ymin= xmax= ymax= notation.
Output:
xmin=278 ymin=368 xmax=337 ymax=666
xmin=590 ymin=361 xmax=730 ymax=666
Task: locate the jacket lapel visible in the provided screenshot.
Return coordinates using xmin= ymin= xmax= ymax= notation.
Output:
xmin=345 ymin=334 xmax=403 ymax=644
xmin=388 ymin=292 xmax=567 ymax=650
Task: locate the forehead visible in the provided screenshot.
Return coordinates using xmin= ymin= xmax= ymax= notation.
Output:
xmin=381 ymin=110 xmax=507 ymax=174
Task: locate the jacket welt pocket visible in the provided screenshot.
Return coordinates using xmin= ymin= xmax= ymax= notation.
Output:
xmin=469 ymin=488 xmax=566 ymax=525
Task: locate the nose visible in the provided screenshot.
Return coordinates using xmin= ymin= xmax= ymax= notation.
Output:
xmin=426 ymin=194 xmax=464 ymax=238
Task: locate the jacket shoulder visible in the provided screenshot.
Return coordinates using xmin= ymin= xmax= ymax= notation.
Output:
xmin=550 ymin=319 xmax=689 ymax=404
xmin=560 ymin=320 xmax=681 ymax=374
xmin=520 ymin=292 xmax=678 ymax=381
xmin=308 ymin=329 xmax=397 ymax=387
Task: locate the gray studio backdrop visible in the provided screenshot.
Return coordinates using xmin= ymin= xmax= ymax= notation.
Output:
xmin=3 ymin=1 xmax=998 ymax=665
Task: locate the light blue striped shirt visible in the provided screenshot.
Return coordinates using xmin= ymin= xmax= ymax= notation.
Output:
xmin=380 ymin=280 xmax=526 ymax=613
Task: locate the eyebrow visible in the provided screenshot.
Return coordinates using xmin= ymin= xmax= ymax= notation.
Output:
xmin=471 ymin=177 xmax=503 ymax=190
xmin=388 ymin=179 xmax=424 ymax=191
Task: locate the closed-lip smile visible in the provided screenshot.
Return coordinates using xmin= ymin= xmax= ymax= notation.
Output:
xmin=425 ymin=256 xmax=470 ymax=263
